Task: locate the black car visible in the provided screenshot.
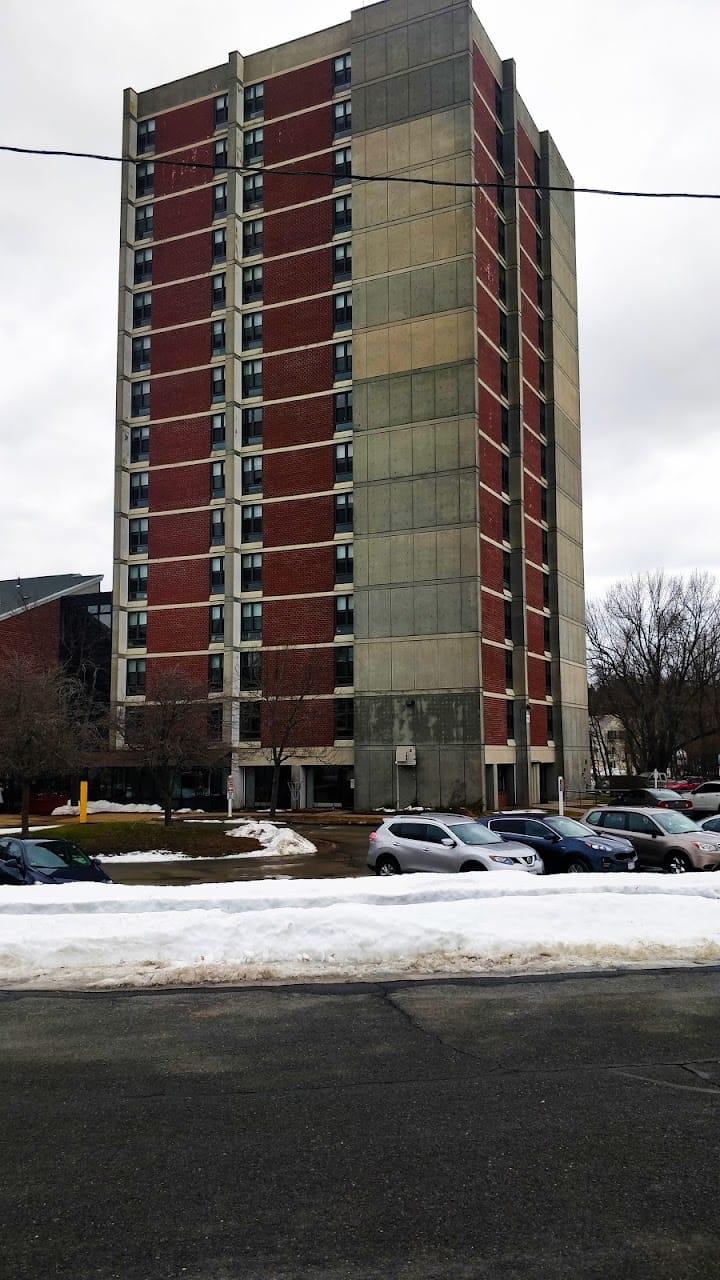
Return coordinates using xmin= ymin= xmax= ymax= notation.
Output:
xmin=0 ymin=837 xmax=111 ymax=885
xmin=478 ymin=812 xmax=637 ymax=873
xmin=609 ymin=787 xmax=692 ymax=812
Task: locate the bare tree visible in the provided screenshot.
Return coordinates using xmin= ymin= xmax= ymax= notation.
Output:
xmin=587 ymin=571 xmax=720 ymax=774
xmin=117 ymin=667 xmax=230 ymax=825
xmin=0 ymin=651 xmax=105 ymax=835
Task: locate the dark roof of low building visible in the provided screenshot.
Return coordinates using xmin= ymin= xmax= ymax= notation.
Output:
xmin=0 ymin=574 xmax=104 ymax=621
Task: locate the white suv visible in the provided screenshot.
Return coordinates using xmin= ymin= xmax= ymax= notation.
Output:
xmin=367 ymin=814 xmax=543 ymax=875
xmin=689 ymin=781 xmax=720 ymax=815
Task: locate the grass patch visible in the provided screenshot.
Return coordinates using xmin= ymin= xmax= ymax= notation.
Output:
xmin=35 ymin=819 xmax=257 ymax=858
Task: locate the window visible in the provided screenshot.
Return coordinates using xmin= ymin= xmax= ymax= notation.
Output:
xmin=210 ymin=508 xmax=225 ymax=546
xmin=333 ymin=53 xmax=351 ymax=88
xmin=538 ymin=359 xmax=546 ymax=395
xmin=334 ymin=290 xmax=352 ymax=331
xmin=241 ymin=601 xmax=262 ymax=640
xmin=131 ymin=335 xmax=151 ymax=372
xmin=240 ymin=650 xmax=261 ymax=688
xmin=333 ymin=242 xmax=351 ymax=281
xmin=208 ymin=704 xmax=224 ymax=741
xmin=495 ymin=125 xmax=504 ymax=168
xmin=547 ymin=705 xmax=554 ymax=743
xmin=500 ymin=357 xmax=508 ymax=399
xmin=238 ymin=701 xmax=261 ymax=738
xmin=126 ymin=658 xmax=146 ymax=695
xmin=499 ymin=311 xmax=508 ymax=351
xmin=211 ymin=319 xmax=226 ymax=356
xmin=128 ymin=610 xmax=147 ymax=648
xmin=334 ymin=492 xmax=353 ymax=532
xmin=335 ymin=594 xmax=354 ymax=634
xmin=131 ymin=380 xmax=150 ymax=418
xmin=244 ymin=128 xmax=263 ymax=164
xmin=535 ymin=189 xmax=542 ymax=227
xmin=208 ymin=652 xmax=224 ymax=692
xmin=540 ymin=486 xmax=548 ymax=523
xmin=243 ymin=219 xmax=263 ymax=257
xmin=502 ymin=501 xmax=510 ymax=544
xmin=129 ymin=471 xmax=148 ymax=508
xmin=212 ymin=273 xmax=226 ymax=309
xmin=497 ymin=216 xmax=506 ymax=259
xmin=242 ymin=359 xmax=262 ymax=397
xmin=505 ymin=648 xmax=514 ymax=690
xmin=541 ymin=529 xmax=549 ymax=565
xmin=496 ymin=182 xmax=506 ymax=215
xmin=333 ymin=100 xmax=351 ymax=137
xmin=137 ymin=118 xmax=155 ymax=155
xmin=213 ymin=182 xmax=228 ymax=217
xmin=333 ymin=147 xmax=351 ymax=185
xmin=242 ymin=265 xmax=263 ymax=302
xmin=242 ymin=311 xmax=263 ymax=350
xmin=210 ymin=604 xmax=224 ymax=641
xmin=545 ymin=661 xmax=552 ymax=697
xmin=335 ymin=698 xmax=354 ymax=740
xmin=535 ymin=230 xmax=543 ymax=266
xmin=241 ymin=552 xmax=262 ymax=591
xmin=539 ymin=401 xmax=547 ymax=437
xmin=134 ymin=204 xmax=153 ymax=240
xmin=243 ymin=173 xmax=263 ymax=210
xmin=134 ymin=248 xmax=152 ymax=284
xmin=334 ymin=341 xmax=352 ymax=380
xmin=540 ymin=442 xmax=548 ymax=479
xmin=211 ymin=366 xmax=226 ymax=403
xmin=536 ymin=272 xmax=544 ymax=307
xmin=333 ymin=195 xmax=352 ymax=232
xmin=504 ymin=599 xmax=512 ymax=641
xmin=210 ymin=556 xmax=225 ymax=594
xmin=242 ymin=406 xmax=263 ymax=445
xmin=534 ymin=152 xmax=542 ymax=188
xmin=136 ymin=161 xmax=154 ymax=197
xmin=128 ymin=563 xmax=148 ymax=601
xmin=214 ymin=138 xmax=228 ymax=171
xmin=242 ymin=455 xmax=263 ymax=493
xmin=129 ymin=517 xmax=148 ymax=556
xmin=334 ymin=542 xmax=353 ymax=582
xmin=543 ymin=615 xmax=551 ymax=653
xmin=334 ymin=645 xmax=353 ymax=686
xmin=133 ymin=291 xmax=151 ymax=328
xmin=502 ymin=550 xmax=511 ymax=591
xmin=211 ymin=460 xmax=225 ymax=497
xmin=244 ymin=83 xmax=264 ymax=119
xmin=501 ymin=453 xmax=509 ymax=494
xmin=494 ymin=80 xmax=503 ymax=121
xmin=542 ymin=573 xmax=550 ymax=610
xmin=506 ymin=699 xmax=515 ymax=742
xmin=334 ymin=390 xmax=352 ymax=430
xmin=130 ymin=425 xmax=149 ymax=463
xmin=501 ymin=405 xmax=509 ymax=447
xmin=335 ymin=441 xmax=353 ymax=480
xmin=498 ymin=264 xmax=507 ymax=305
xmin=211 ymin=412 xmax=226 ymax=450
xmin=241 ymin=503 xmax=263 ymax=542
xmin=212 ymin=227 xmax=226 ymax=262
xmin=214 ymin=94 xmax=228 ymax=128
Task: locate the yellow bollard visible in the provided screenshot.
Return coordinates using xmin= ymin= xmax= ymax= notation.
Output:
xmin=79 ymin=780 xmax=88 ymax=823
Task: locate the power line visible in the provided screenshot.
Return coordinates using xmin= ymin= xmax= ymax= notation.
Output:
xmin=2 ymin=142 xmax=720 ymax=200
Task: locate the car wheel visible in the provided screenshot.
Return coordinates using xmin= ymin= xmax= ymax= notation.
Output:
xmin=460 ymin=861 xmax=487 ymax=872
xmin=566 ymin=858 xmax=590 ymax=873
xmin=375 ymin=854 xmax=401 ymax=876
xmin=664 ymin=851 xmax=691 ymax=874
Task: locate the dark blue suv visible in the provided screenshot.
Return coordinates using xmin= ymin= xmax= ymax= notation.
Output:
xmin=478 ymin=813 xmax=637 ymax=873
xmin=0 ymin=837 xmax=111 ymax=885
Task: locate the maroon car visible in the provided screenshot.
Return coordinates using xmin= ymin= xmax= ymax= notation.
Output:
xmin=610 ymin=787 xmax=693 ymax=812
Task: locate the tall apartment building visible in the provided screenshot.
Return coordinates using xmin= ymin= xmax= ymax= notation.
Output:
xmin=112 ymin=0 xmax=589 ymax=811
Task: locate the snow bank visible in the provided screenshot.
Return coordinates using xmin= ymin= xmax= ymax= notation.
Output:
xmin=2 ymin=873 xmax=720 ymax=990
xmin=51 ymin=801 xmax=163 ymax=816
xmin=225 ymin=820 xmax=316 ymax=857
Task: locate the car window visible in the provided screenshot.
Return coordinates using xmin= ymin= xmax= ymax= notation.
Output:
xmin=545 ymin=817 xmax=594 ymax=837
xmin=585 ymin=811 xmax=602 ymax=825
xmin=401 ymin=823 xmax=429 ymax=842
xmin=626 ymin=813 xmax=655 ymax=834
xmin=490 ymin=818 xmax=525 ymax=834
xmin=654 ymin=812 xmax=701 ymax=834
xmin=524 ymin=820 xmax=549 ymax=837
xmin=696 ymin=783 xmax=720 ymax=794
xmin=423 ymin=825 xmax=447 ymax=844
xmin=446 ymin=823 xmax=497 ymax=846
xmin=602 ymin=811 xmax=628 ymax=830
xmin=387 ymin=822 xmax=410 ymax=839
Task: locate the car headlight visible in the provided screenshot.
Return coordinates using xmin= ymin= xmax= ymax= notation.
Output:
xmin=586 ymin=841 xmax=612 ymax=851
xmin=489 ymin=855 xmax=517 ymax=865
xmin=693 ymin=841 xmax=719 ymax=851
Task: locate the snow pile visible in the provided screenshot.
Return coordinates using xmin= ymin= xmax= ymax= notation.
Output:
xmin=225 ymin=820 xmax=316 ymax=857
xmin=2 ymin=873 xmax=720 ymax=990
xmin=51 ymin=801 xmax=163 ymax=816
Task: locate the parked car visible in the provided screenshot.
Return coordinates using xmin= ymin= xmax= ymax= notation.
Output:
xmin=582 ymin=807 xmax=720 ymax=873
xmin=0 ymin=837 xmax=111 ymax=885
xmin=609 ymin=787 xmax=692 ymax=811
xmin=664 ymin=780 xmax=698 ymax=794
xmin=695 ymin=815 xmax=720 ymax=835
xmin=688 ymin=780 xmax=720 ymax=815
xmin=367 ymin=814 xmax=543 ymax=876
xmin=477 ymin=812 xmax=637 ymax=873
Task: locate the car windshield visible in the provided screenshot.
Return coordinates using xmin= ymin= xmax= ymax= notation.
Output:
xmin=446 ymin=823 xmax=498 ymax=846
xmin=544 ymin=817 xmax=594 ymax=837
xmin=653 ymin=813 xmax=701 ymax=835
xmin=651 ymin=790 xmax=685 ymax=801
xmin=25 ymin=840 xmax=93 ymax=870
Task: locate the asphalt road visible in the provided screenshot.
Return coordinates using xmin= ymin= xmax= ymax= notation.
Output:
xmin=3 ymin=968 xmax=720 ymax=1279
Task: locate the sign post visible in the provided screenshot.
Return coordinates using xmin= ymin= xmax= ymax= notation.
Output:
xmin=226 ymin=775 xmax=234 ymax=819
xmin=558 ymin=775 xmax=565 ymax=817
xmin=79 ymin=780 xmax=88 ymax=824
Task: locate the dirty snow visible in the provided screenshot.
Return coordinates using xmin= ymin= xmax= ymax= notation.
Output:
xmin=2 ymin=873 xmax=720 ymax=990
xmin=51 ymin=801 xmax=163 ymax=816
xmin=225 ymin=820 xmax=316 ymax=857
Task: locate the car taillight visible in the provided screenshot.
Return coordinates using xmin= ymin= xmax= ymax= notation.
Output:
xmin=369 ymin=831 xmax=378 ymax=841
xmin=659 ymin=801 xmax=669 ymax=807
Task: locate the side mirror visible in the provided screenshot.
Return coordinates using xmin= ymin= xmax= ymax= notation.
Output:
xmin=441 ymin=837 xmax=455 ymax=847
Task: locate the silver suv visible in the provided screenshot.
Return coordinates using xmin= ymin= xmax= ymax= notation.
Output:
xmin=368 ymin=814 xmax=543 ymax=876
xmin=583 ymin=806 xmax=720 ymax=873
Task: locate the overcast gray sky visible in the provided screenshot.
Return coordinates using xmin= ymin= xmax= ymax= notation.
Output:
xmin=1 ymin=0 xmax=718 ymax=602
